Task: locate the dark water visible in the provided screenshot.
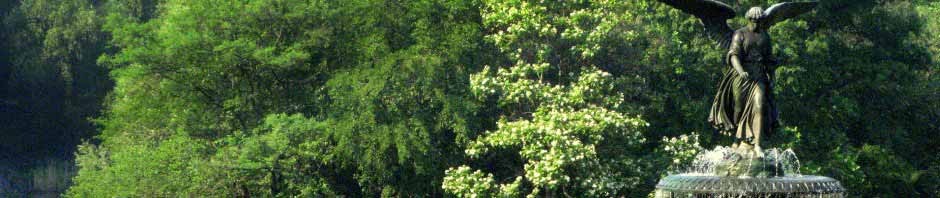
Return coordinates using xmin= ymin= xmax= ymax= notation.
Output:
xmin=0 ymin=158 xmax=73 ymax=198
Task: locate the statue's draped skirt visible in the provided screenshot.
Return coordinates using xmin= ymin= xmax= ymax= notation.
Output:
xmin=708 ymin=69 xmax=778 ymax=139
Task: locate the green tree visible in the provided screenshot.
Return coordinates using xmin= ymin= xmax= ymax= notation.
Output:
xmin=1 ymin=0 xmax=108 ymax=158
xmin=57 ymin=0 xmax=940 ymax=196
xmin=444 ymin=1 xmax=655 ymax=197
xmin=69 ymin=0 xmax=482 ymax=196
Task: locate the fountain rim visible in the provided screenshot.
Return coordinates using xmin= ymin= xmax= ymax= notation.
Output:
xmin=656 ymin=174 xmax=845 ymax=194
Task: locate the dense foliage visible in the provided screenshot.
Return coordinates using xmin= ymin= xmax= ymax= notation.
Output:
xmin=0 ymin=0 xmax=936 ymax=197
xmin=0 ymin=0 xmax=108 ymax=195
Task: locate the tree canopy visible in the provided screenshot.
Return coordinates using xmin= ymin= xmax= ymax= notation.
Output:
xmin=0 ymin=0 xmax=936 ymax=197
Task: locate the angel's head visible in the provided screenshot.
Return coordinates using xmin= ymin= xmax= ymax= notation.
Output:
xmin=745 ymin=7 xmax=766 ymax=31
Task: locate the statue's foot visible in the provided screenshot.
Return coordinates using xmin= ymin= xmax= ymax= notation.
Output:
xmin=753 ymin=145 xmax=763 ymax=157
xmin=737 ymin=142 xmax=753 ymax=151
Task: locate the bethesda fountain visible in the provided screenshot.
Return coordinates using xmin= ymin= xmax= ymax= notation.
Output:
xmin=653 ymin=0 xmax=845 ymax=197
xmin=655 ymin=147 xmax=845 ymax=197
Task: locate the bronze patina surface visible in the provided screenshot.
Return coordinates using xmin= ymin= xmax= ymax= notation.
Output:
xmin=651 ymin=1 xmax=846 ymax=197
xmin=656 ymin=0 xmax=818 ymax=152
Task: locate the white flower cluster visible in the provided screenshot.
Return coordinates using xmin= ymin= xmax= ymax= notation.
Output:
xmin=661 ymin=133 xmax=703 ymax=166
xmin=442 ymin=166 xmax=496 ymax=198
xmin=447 ymin=1 xmax=652 ymax=197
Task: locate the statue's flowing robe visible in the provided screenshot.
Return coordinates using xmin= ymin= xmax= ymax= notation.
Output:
xmin=709 ymin=29 xmax=779 ymax=140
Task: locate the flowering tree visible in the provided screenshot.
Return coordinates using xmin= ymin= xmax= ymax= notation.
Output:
xmin=443 ymin=1 xmax=651 ymax=197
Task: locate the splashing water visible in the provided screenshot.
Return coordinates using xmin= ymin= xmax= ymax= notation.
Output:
xmin=655 ymin=146 xmax=844 ymax=197
xmin=681 ymin=146 xmax=802 ymax=177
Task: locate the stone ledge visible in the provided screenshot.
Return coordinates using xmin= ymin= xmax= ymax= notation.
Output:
xmin=656 ymin=174 xmax=845 ymax=194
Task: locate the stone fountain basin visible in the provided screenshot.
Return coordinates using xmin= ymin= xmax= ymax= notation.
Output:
xmin=656 ymin=174 xmax=845 ymax=194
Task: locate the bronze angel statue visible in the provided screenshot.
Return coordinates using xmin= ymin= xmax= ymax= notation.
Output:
xmin=657 ymin=0 xmax=818 ymax=152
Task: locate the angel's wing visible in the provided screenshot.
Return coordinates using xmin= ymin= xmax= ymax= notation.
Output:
xmin=763 ymin=2 xmax=818 ymax=27
xmin=657 ymin=0 xmax=737 ymax=49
